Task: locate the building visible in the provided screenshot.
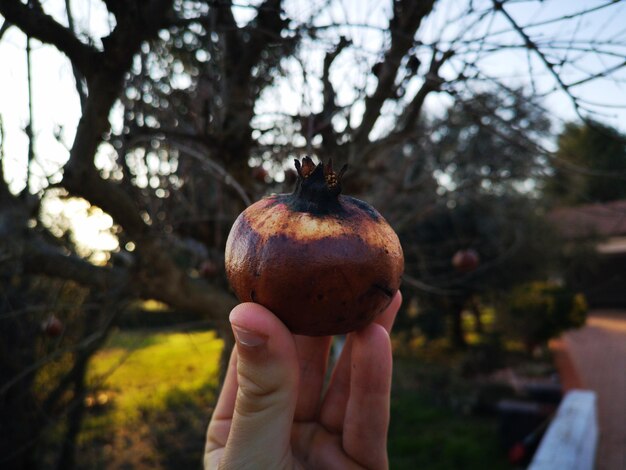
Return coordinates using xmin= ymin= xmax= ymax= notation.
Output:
xmin=549 ymin=200 xmax=626 ymax=308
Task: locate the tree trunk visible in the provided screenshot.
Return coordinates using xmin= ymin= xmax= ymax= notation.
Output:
xmin=450 ymin=298 xmax=468 ymax=349
xmin=55 ymin=355 xmax=89 ymax=470
xmin=0 ymin=280 xmax=43 ymax=470
xmin=469 ymin=296 xmax=484 ymax=334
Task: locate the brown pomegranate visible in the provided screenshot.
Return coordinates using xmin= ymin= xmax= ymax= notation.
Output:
xmin=452 ymin=248 xmax=480 ymax=273
xmin=225 ymin=157 xmax=404 ymax=336
xmin=41 ymin=315 xmax=63 ymax=337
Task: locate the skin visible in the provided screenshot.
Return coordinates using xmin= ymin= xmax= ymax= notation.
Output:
xmin=204 ymin=291 xmax=402 ymax=469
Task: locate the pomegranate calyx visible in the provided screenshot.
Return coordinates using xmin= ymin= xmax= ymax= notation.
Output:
xmin=291 ymin=157 xmax=348 ymax=214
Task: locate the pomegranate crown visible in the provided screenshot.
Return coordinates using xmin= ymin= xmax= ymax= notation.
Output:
xmin=290 ymin=157 xmax=349 ymax=213
xmin=294 ymin=157 xmax=348 ymax=190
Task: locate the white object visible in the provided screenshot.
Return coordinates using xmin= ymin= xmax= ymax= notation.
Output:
xmin=529 ymin=390 xmax=598 ymax=470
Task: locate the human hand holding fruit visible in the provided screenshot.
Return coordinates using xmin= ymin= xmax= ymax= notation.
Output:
xmin=205 ymin=157 xmax=403 ymax=468
xmin=204 ymin=291 xmax=401 ymax=469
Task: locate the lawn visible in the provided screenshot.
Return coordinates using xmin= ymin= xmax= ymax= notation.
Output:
xmin=78 ymin=329 xmax=223 ymax=469
xmin=77 ymin=328 xmax=510 ymax=469
xmin=389 ymin=389 xmax=509 ymax=470
xmin=389 ymin=353 xmax=511 ymax=470
xmin=86 ymin=329 xmax=223 ymax=422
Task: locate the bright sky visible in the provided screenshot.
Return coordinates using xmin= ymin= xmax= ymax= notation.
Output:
xmin=0 ymin=0 xmax=625 ymax=251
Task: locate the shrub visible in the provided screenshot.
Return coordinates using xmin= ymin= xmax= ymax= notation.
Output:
xmin=499 ymin=281 xmax=587 ymax=350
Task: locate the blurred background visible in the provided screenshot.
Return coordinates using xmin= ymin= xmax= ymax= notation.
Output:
xmin=1 ymin=1 xmax=625 ymax=468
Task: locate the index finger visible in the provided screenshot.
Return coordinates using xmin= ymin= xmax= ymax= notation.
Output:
xmin=205 ymin=346 xmax=238 ymax=454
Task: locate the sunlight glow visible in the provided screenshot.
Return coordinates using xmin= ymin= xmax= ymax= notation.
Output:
xmin=41 ymin=192 xmax=119 ymax=263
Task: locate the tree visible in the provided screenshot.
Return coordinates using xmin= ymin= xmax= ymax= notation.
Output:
xmin=393 ymin=89 xmax=556 ymax=347
xmin=432 ymin=90 xmax=552 ymax=199
xmin=545 ymin=121 xmax=626 ymax=205
xmin=398 ymin=193 xmax=560 ymax=347
xmin=1 ymin=0 xmax=626 ymax=467
xmin=499 ymin=281 xmax=588 ymax=352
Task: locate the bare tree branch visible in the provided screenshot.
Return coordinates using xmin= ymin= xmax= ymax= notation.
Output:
xmin=306 ymin=36 xmax=351 ymax=156
xmin=399 ymin=48 xmax=455 ymax=133
xmin=19 ymin=228 xmax=235 ymax=324
xmin=492 ymin=0 xmax=581 ymax=117
xmin=352 ymin=0 xmax=436 ymax=146
xmin=0 ymin=19 xmax=11 ymax=40
xmin=22 ymin=240 xmax=124 ymax=290
xmin=23 ymin=34 xmax=34 ymax=197
xmin=63 ymin=2 xmax=176 ymax=237
xmin=64 ymin=0 xmax=87 ymax=110
xmin=0 ymin=0 xmax=100 ymax=79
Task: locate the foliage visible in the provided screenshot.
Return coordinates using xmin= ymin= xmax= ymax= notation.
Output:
xmin=498 ymin=281 xmax=588 ymax=350
xmin=545 ymin=121 xmax=626 ymax=205
xmin=401 ymin=195 xmax=558 ymax=292
xmin=397 ymin=193 xmax=560 ymax=347
xmin=433 ymin=90 xmax=552 ymax=199
xmin=392 ymin=88 xmax=559 ymax=346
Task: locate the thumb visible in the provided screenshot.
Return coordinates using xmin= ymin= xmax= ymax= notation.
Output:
xmin=221 ymin=303 xmax=299 ymax=468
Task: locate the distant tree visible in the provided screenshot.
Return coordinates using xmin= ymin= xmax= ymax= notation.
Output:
xmin=399 ymin=194 xmax=559 ymax=348
xmin=498 ymin=281 xmax=588 ymax=352
xmin=545 ymin=122 xmax=626 ymax=205
xmin=395 ymin=90 xmax=556 ymax=347
xmin=432 ymin=90 xmax=552 ymax=199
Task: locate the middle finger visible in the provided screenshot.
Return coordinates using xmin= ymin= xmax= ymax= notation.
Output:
xmin=293 ymin=334 xmax=333 ymax=421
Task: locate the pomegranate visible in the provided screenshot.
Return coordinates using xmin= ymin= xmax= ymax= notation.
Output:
xmin=452 ymin=248 xmax=480 ymax=273
xmin=225 ymin=157 xmax=404 ymax=336
xmin=41 ymin=315 xmax=63 ymax=337
xmin=199 ymin=259 xmax=219 ymax=278
xmin=251 ymin=166 xmax=269 ymax=183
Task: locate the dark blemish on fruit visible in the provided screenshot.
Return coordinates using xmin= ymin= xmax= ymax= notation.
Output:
xmin=250 ymin=290 xmax=257 ymax=302
xmin=317 ymin=293 xmax=324 ymax=301
xmin=346 ymin=196 xmax=380 ymax=221
xmin=373 ymin=283 xmax=393 ymax=298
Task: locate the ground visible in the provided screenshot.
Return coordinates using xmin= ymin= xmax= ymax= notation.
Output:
xmin=76 ymin=328 xmax=511 ymax=469
xmin=78 ymin=329 xmax=223 ymax=469
xmin=559 ymin=311 xmax=626 ymax=470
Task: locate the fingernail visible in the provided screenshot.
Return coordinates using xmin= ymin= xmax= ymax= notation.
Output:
xmin=232 ymin=325 xmax=267 ymax=348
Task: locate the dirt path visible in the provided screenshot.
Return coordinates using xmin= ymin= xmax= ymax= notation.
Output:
xmin=562 ymin=311 xmax=626 ymax=470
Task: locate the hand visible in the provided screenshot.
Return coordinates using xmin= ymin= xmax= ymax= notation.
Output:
xmin=204 ymin=291 xmax=402 ymax=469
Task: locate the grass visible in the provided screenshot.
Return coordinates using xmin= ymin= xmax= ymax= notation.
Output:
xmin=388 ymin=343 xmax=512 ymax=470
xmin=389 ymin=389 xmax=509 ymax=470
xmin=77 ymin=328 xmax=511 ymax=469
xmin=77 ymin=329 xmax=223 ymax=469
xmin=86 ymin=329 xmax=223 ymax=423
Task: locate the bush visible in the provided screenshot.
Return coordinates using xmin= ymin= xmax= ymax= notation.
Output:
xmin=499 ymin=281 xmax=587 ymax=350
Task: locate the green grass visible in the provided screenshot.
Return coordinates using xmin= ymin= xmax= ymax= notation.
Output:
xmin=388 ymin=352 xmax=511 ymax=470
xmin=86 ymin=329 xmax=223 ymax=424
xmin=78 ymin=328 xmax=510 ymax=469
xmin=76 ymin=329 xmax=223 ymax=468
xmin=389 ymin=390 xmax=509 ymax=470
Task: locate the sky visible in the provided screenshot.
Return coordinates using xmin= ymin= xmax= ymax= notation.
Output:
xmin=1 ymin=0 xmax=625 ymax=203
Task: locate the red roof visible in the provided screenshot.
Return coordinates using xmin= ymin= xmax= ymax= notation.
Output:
xmin=548 ymin=200 xmax=626 ymax=239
